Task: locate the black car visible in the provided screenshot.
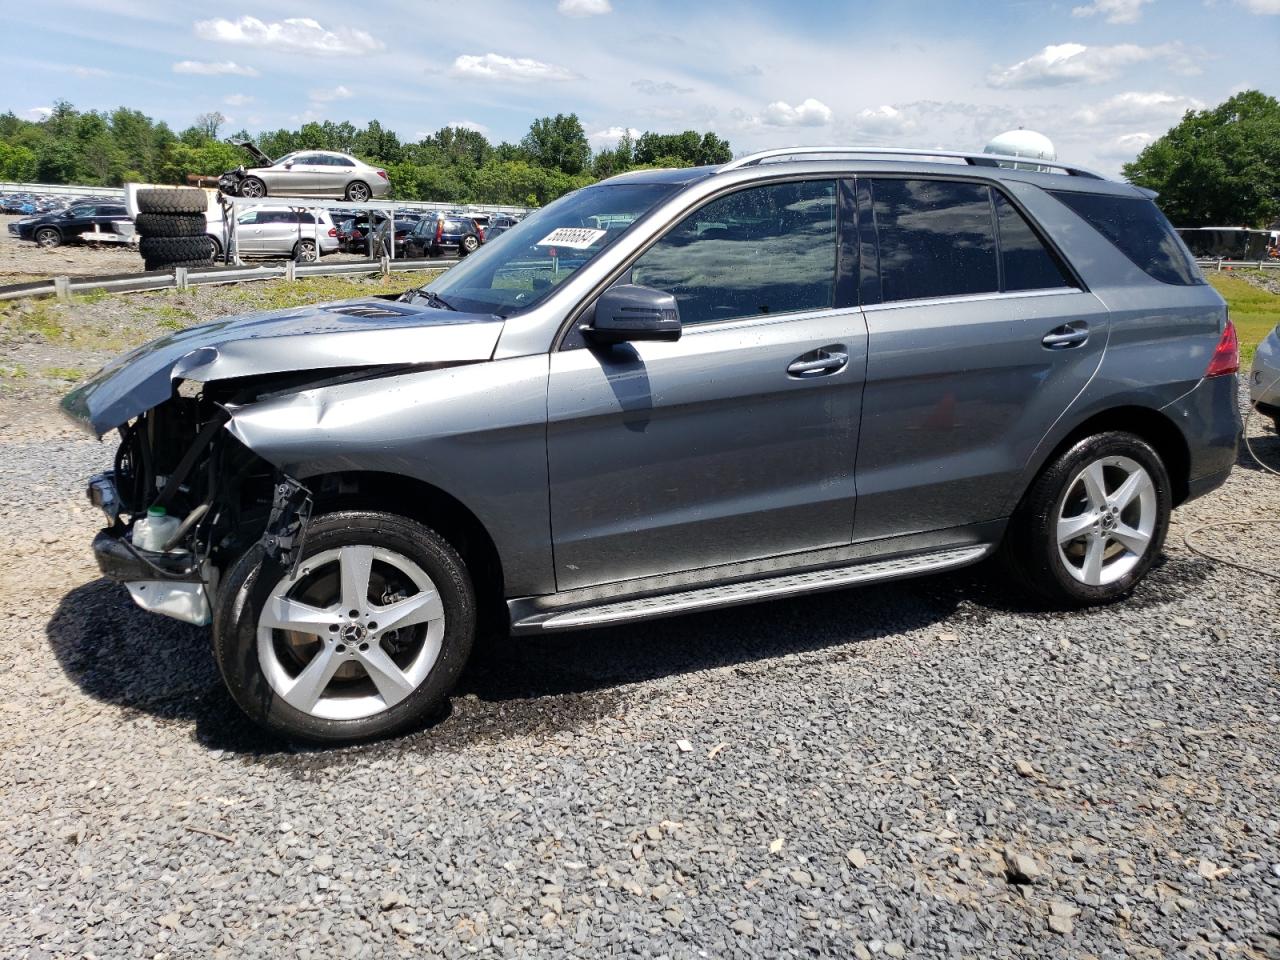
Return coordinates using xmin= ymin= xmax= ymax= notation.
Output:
xmin=8 ymin=202 xmax=130 ymax=247
xmin=403 ymin=214 xmax=483 ymax=258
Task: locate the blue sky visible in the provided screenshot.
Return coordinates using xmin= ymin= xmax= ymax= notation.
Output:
xmin=3 ymin=0 xmax=1278 ymax=175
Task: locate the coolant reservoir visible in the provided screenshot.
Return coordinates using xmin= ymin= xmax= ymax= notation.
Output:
xmin=134 ymin=506 xmax=181 ymax=552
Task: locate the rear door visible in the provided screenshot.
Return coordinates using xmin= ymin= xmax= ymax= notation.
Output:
xmin=853 ymin=177 xmax=1109 ymax=540
xmin=546 ymin=178 xmax=866 ymax=590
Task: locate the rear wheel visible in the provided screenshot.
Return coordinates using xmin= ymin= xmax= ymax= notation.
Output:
xmin=1002 ymin=431 xmax=1170 ymax=606
xmin=34 ymin=227 xmax=61 ymax=248
xmin=213 ymin=512 xmax=475 ymax=743
xmin=293 ymin=238 xmax=318 ymax=262
xmin=345 ymin=181 xmax=371 ymax=202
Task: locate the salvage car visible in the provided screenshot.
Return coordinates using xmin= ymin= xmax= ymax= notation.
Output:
xmin=64 ymin=146 xmax=1241 ymax=744
xmin=9 ymin=201 xmax=130 ymax=247
xmin=219 ymin=140 xmax=390 ymax=202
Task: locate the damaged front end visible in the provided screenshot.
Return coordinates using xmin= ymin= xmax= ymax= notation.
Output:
xmin=62 ymin=294 xmax=504 ymax=626
xmin=85 ymin=388 xmax=310 ymax=626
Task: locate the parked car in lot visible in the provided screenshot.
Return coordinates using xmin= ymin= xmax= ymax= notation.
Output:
xmin=64 ymin=145 xmax=1241 ymax=744
xmin=1250 ymin=324 xmax=1280 ymax=431
xmin=403 ymin=213 xmax=483 ymax=258
xmin=219 ymin=141 xmax=390 ymax=202
xmin=484 ymin=215 xmax=520 ymax=241
xmin=210 ymin=207 xmax=340 ymax=261
xmin=8 ymin=201 xmax=130 ymax=247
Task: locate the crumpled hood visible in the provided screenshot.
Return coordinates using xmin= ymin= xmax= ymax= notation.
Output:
xmin=61 ymin=297 xmax=503 ymax=436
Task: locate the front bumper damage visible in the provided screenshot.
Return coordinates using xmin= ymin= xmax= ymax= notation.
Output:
xmin=86 ymin=470 xmax=313 ymax=627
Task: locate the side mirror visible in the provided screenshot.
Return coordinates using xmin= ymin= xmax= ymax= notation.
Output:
xmin=585 ymin=284 xmax=681 ymax=344
xmin=283 ymin=162 xmax=293 ymax=169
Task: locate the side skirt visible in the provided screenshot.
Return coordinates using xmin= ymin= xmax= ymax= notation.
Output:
xmin=507 ymin=521 xmax=1003 ymax=635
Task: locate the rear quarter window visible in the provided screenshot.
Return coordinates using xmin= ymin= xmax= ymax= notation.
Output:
xmin=1050 ymin=190 xmax=1204 ymax=286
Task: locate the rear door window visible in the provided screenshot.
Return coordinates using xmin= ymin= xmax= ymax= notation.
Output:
xmin=631 ymin=179 xmax=839 ymax=326
xmin=993 ymin=191 xmax=1075 ymax=291
xmin=1049 ymin=190 xmax=1203 ymax=286
xmin=869 ymin=179 xmax=998 ymax=302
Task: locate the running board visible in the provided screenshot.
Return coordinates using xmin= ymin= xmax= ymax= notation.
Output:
xmin=511 ymin=544 xmax=992 ymax=633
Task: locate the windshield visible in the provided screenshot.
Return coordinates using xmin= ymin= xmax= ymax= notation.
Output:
xmin=416 ymin=182 xmax=678 ymax=316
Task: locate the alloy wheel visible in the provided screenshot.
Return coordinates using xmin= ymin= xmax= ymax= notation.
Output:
xmin=348 ymin=183 xmax=370 ymax=202
xmin=1056 ymin=455 xmax=1156 ymax=586
xmin=256 ymin=545 xmax=446 ymax=720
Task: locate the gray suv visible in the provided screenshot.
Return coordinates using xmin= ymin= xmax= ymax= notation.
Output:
xmin=64 ymin=147 xmax=1241 ymax=744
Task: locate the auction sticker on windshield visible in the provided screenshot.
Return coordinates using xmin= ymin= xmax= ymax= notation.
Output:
xmin=535 ymin=228 xmax=606 ymax=249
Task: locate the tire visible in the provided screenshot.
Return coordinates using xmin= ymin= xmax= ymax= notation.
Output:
xmin=34 ymin=227 xmax=61 ymax=248
xmin=144 ymin=258 xmax=216 ymax=272
xmin=136 ymin=188 xmax=207 ymax=215
xmin=140 ymin=235 xmax=216 ymax=264
xmin=461 ymin=235 xmax=479 ymax=255
xmin=292 ymin=238 xmax=318 ymax=263
xmin=1270 ymin=415 xmax=1280 ymax=434
xmin=135 ymin=213 xmax=206 ymax=238
xmin=345 ymin=181 xmax=371 ymax=203
xmin=1001 ymin=431 xmax=1171 ymax=606
xmin=213 ymin=511 xmax=476 ymax=744
xmin=239 ymin=177 xmax=266 ymax=199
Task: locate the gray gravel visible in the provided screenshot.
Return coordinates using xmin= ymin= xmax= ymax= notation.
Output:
xmin=0 ymin=399 xmax=1277 ymax=960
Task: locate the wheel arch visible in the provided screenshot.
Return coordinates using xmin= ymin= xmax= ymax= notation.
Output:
xmin=303 ymin=469 xmax=506 ymax=620
xmin=1022 ymin=405 xmax=1192 ymax=510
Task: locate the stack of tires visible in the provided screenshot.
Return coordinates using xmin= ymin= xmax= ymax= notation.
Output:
xmin=135 ymin=188 xmax=216 ymax=272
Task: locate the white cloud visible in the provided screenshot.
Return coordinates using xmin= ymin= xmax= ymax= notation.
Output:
xmin=72 ymin=66 xmax=110 ymax=78
xmin=632 ymin=78 xmax=695 ymax=96
xmin=589 ymin=125 xmax=642 ymax=149
xmin=309 ymin=85 xmax=353 ymax=102
xmin=1074 ymin=91 xmax=1203 ymax=125
xmin=172 ymin=60 xmax=259 ymax=76
xmin=759 ymin=98 xmax=833 ymax=127
xmin=1237 ymin=0 xmax=1280 ymax=11
xmin=557 ymin=0 xmax=612 ymax=15
xmin=447 ymin=120 xmax=491 ymax=134
xmin=451 ymin=53 xmax=576 ymax=82
xmin=223 ymin=93 xmax=253 ymax=107
xmin=1096 ymin=131 xmax=1156 ymax=159
xmin=852 ymin=104 xmax=916 ymax=137
xmin=194 ymin=16 xmax=382 ymax=56
xmin=26 ymin=106 xmax=52 ymax=120
xmin=1071 ymin=0 xmax=1152 ymax=23
xmin=988 ymin=42 xmax=1195 ymax=88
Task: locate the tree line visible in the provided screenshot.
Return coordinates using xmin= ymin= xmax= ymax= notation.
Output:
xmin=0 ymin=102 xmax=732 ymax=207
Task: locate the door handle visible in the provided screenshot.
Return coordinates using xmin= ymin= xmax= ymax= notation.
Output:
xmin=787 ymin=348 xmax=848 ymax=377
xmin=1042 ymin=323 xmax=1089 ymax=349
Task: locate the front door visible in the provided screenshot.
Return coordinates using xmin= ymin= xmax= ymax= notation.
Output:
xmin=853 ymin=177 xmax=1110 ymax=540
xmin=546 ymin=179 xmax=866 ymax=591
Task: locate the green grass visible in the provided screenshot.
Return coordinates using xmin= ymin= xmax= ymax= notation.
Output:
xmin=1207 ymin=273 xmax=1279 ymax=366
xmin=41 ymin=366 xmax=85 ymax=382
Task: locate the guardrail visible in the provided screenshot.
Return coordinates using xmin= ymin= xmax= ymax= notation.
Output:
xmin=1197 ymin=258 xmax=1280 ymax=271
xmin=0 ymin=180 xmax=532 ymax=217
xmin=0 ymin=256 xmax=458 ymax=302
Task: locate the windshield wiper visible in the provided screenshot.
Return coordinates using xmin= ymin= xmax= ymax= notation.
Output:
xmin=416 ymin=289 xmax=456 ymax=311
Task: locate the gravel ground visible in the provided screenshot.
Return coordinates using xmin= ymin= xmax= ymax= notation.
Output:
xmin=0 ymin=388 xmax=1277 ymax=958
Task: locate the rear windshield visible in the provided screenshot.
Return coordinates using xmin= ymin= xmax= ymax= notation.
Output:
xmin=1050 ymin=190 xmax=1203 ymax=286
xmin=418 ymin=182 xmax=679 ymax=316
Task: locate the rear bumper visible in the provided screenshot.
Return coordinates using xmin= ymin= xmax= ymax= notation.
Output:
xmin=1161 ymin=374 xmax=1241 ymax=504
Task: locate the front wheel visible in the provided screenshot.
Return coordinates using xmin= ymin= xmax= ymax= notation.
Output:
xmin=213 ymin=512 xmax=476 ymax=743
xmin=1001 ymin=431 xmax=1170 ymax=606
xmin=239 ymin=176 xmax=266 ymax=199
xmin=34 ymin=227 xmax=61 ymax=248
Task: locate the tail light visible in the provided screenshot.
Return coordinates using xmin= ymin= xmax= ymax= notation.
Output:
xmin=328 ymin=227 xmax=337 ymax=238
xmin=477 ymin=225 xmax=485 ymax=241
xmin=377 ymin=170 xmax=388 ymax=180
xmin=1205 ymin=317 xmax=1239 ymax=377
xmin=434 ymin=219 xmax=443 ymax=244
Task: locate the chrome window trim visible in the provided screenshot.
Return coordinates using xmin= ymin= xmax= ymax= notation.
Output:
xmin=860 ymin=286 xmax=1089 ymax=312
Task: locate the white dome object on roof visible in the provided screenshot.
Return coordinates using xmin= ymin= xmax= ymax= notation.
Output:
xmin=984 ymin=130 xmax=1057 ymax=172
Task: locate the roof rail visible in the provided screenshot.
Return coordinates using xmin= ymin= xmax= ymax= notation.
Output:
xmin=718 ymin=146 xmax=1106 ymax=180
